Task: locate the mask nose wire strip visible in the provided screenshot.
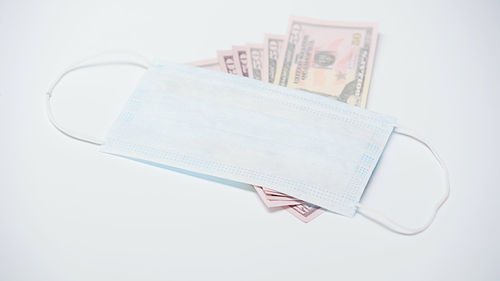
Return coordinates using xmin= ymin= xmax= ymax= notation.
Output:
xmin=355 ymin=123 xmax=450 ymax=234
xmin=45 ymin=50 xmax=153 ymax=145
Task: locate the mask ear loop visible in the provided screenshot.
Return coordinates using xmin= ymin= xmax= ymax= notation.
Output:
xmin=355 ymin=124 xmax=450 ymax=234
xmin=46 ymin=50 xmax=153 ymax=145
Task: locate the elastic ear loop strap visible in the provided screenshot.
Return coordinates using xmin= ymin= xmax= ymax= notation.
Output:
xmin=355 ymin=124 xmax=450 ymax=234
xmin=46 ymin=50 xmax=153 ymax=145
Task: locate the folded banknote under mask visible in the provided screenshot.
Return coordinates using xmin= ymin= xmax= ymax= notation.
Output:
xmin=99 ymin=60 xmax=396 ymax=217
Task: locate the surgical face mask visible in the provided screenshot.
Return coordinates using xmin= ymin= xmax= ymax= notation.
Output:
xmin=46 ymin=50 xmax=450 ymax=234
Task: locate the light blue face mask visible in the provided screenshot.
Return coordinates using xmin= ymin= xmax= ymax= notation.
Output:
xmin=46 ymin=51 xmax=450 ymax=234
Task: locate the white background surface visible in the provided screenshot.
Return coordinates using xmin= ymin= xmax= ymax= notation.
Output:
xmin=1 ymin=0 xmax=500 ymax=280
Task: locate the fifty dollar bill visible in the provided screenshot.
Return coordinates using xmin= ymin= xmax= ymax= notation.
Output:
xmin=246 ymin=43 xmax=264 ymax=80
xmin=263 ymin=33 xmax=284 ymax=84
xmin=274 ymin=15 xmax=378 ymax=108
xmin=232 ymin=45 xmax=249 ymax=77
xmin=217 ymin=50 xmax=238 ymax=74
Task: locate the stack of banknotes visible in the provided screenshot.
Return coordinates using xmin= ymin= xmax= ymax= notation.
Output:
xmin=186 ymin=15 xmax=379 ymax=222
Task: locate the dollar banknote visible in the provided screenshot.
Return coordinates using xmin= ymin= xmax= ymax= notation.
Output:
xmin=185 ymin=58 xmax=221 ymax=71
xmin=262 ymin=34 xmax=284 ymax=84
xmin=252 ymin=185 xmax=323 ymax=222
xmin=282 ymin=203 xmax=325 ymax=223
xmin=253 ymin=185 xmax=303 ymax=207
xmin=232 ymin=46 xmax=249 ymax=77
xmin=274 ymin=15 xmax=378 ymax=108
xmin=246 ymin=44 xmax=264 ymax=80
xmin=217 ymin=50 xmax=238 ymax=74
